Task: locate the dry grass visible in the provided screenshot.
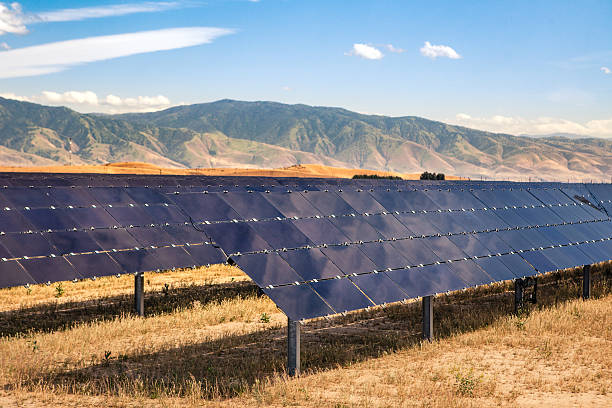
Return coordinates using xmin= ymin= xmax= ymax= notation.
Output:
xmin=0 ymin=263 xmax=610 ymax=407
xmin=0 ymin=162 xmax=465 ymax=180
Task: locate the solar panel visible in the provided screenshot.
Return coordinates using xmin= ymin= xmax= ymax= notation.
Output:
xmin=0 ymin=174 xmax=610 ymax=328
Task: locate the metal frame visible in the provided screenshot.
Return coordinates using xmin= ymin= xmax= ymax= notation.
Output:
xmin=583 ymin=264 xmax=591 ymax=300
xmin=287 ymin=318 xmax=300 ymax=376
xmin=422 ymin=295 xmax=433 ymax=341
xmin=134 ymin=271 xmax=144 ymax=317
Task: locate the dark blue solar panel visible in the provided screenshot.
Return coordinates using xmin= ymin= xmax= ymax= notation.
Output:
xmin=279 ymin=248 xmax=343 ymax=280
xmin=310 ymin=278 xmax=373 ymax=313
xmin=320 ymin=245 xmax=378 ymax=274
xmin=0 ymin=260 xmax=35 ymax=287
xmin=68 ymin=207 xmax=118 ymax=229
xmin=249 ymin=220 xmax=313 ymax=249
xmin=20 ymin=208 xmax=78 ymax=231
xmin=291 ymin=218 xmax=349 ymax=245
xmin=87 ymin=187 xmax=136 ymax=205
xmin=66 ymin=253 xmax=122 ymax=279
xmin=169 ymin=193 xmax=240 ymax=223
xmin=232 ymin=252 xmax=303 ymax=286
xmin=0 ymin=210 xmax=35 ymax=233
xmin=263 ymin=284 xmax=334 ymax=320
xmin=109 ymin=249 xmax=161 ymax=273
xmin=359 ymin=242 xmax=412 ymax=269
xmin=350 ymin=272 xmax=408 ymax=305
xmin=45 ymin=230 xmax=102 ymax=255
xmin=221 ymin=192 xmax=283 ymax=220
xmin=302 ymin=191 xmax=355 ymax=215
xmin=89 ymin=229 xmax=140 ymax=250
xmin=387 ymin=264 xmax=466 ymax=298
xmin=2 ymin=188 xmax=57 ymax=208
xmin=19 ymin=256 xmax=80 ymax=283
xmin=329 ymin=216 xmax=384 ymax=242
xmin=184 ymin=244 xmax=226 ymax=266
xmin=202 ymin=222 xmax=270 ymax=255
xmin=262 ymin=192 xmax=322 ymax=218
xmin=0 ymin=233 xmax=57 ymax=257
xmin=2 ymin=176 xmax=611 ymax=323
xmin=338 ymin=191 xmax=386 ymax=214
xmin=392 ymin=238 xmax=441 ymax=265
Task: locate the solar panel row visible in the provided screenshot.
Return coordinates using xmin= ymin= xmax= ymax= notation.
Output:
xmin=0 ymin=175 xmax=611 ymax=323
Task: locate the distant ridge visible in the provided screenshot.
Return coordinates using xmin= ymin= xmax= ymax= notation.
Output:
xmin=1 ymin=97 xmax=611 ymax=180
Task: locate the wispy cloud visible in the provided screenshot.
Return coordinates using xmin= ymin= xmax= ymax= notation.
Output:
xmin=452 ymin=113 xmax=612 ymax=138
xmin=602 ymin=66 xmax=611 ymax=74
xmin=26 ymin=2 xmax=183 ymax=23
xmin=384 ymin=44 xmax=405 ymax=53
xmin=0 ymin=41 xmax=9 ymax=50
xmin=0 ymin=2 xmax=186 ymax=36
xmin=0 ymin=27 xmax=235 ymax=79
xmin=1 ymin=90 xmax=173 ymax=113
xmin=420 ymin=41 xmax=461 ymax=59
xmin=0 ymin=2 xmax=27 ymax=35
xmin=346 ymin=43 xmax=383 ymax=60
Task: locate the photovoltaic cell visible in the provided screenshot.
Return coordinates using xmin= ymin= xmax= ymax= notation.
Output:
xmin=232 ymin=252 xmax=303 ymax=286
xmin=329 ymin=216 xmax=384 ymax=242
xmin=279 ymin=248 xmax=343 ymax=280
xmin=45 ymin=230 xmax=102 ymax=255
xmin=249 ymin=220 xmax=313 ymax=249
xmin=66 ymin=253 xmax=122 ymax=278
xmin=0 ymin=260 xmax=35 ymax=287
xmin=203 ymin=222 xmax=271 ymax=255
xmin=291 ymin=218 xmax=349 ymax=245
xmin=19 ymin=256 xmax=79 ymax=283
xmin=387 ymin=264 xmax=466 ymax=298
xmin=1 ymin=175 xmax=611 ymax=323
xmin=302 ymin=191 xmax=355 ymax=215
xmin=263 ymin=284 xmax=334 ymax=321
xmin=184 ymin=244 xmax=226 ymax=266
xmin=350 ymin=272 xmax=407 ymax=305
xmin=220 ymin=192 xmax=283 ymax=220
xmin=310 ymin=278 xmax=373 ymax=313
xmin=262 ymin=192 xmax=322 ymax=218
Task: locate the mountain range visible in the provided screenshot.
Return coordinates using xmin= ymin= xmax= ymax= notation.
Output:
xmin=1 ymin=96 xmax=611 ymax=181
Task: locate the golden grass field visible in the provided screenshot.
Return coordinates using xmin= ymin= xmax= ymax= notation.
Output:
xmin=0 ymin=162 xmax=466 ymax=180
xmin=0 ymin=262 xmax=610 ymax=407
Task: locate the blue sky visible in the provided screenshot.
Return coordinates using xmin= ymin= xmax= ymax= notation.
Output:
xmin=0 ymin=0 xmax=611 ymax=137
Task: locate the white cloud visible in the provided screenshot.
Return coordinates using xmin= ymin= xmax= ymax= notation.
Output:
xmin=420 ymin=41 xmax=461 ymax=59
xmin=602 ymin=66 xmax=611 ymax=74
xmin=27 ymin=2 xmax=182 ymax=23
xmin=1 ymin=90 xmax=173 ymax=113
xmin=452 ymin=113 xmax=612 ymax=138
xmin=0 ymin=2 xmax=27 ymax=35
xmin=42 ymin=90 xmax=99 ymax=105
xmin=384 ymin=44 xmax=405 ymax=53
xmin=0 ymin=41 xmax=8 ymax=49
xmin=282 ymin=86 xmax=291 ymax=92
xmin=346 ymin=43 xmax=383 ymax=60
xmin=0 ymin=2 xmax=185 ymax=36
xmin=0 ymin=92 xmax=30 ymax=101
xmin=0 ymin=27 xmax=235 ymax=79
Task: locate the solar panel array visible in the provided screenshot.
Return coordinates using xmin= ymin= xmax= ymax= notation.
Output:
xmin=1 ymin=172 xmax=611 ymax=321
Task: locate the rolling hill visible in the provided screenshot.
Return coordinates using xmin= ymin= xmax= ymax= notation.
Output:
xmin=1 ymin=96 xmax=611 ymax=180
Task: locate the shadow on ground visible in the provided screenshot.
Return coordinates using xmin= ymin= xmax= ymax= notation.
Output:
xmin=4 ymin=263 xmax=612 ymax=400
xmin=0 ymin=281 xmax=261 ymax=337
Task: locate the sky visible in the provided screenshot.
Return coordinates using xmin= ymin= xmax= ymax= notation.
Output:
xmin=0 ymin=0 xmax=611 ymax=137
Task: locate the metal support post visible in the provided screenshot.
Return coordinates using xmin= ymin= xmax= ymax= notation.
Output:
xmin=514 ymin=278 xmax=524 ymax=315
xmin=422 ymin=295 xmax=433 ymax=341
xmin=287 ymin=318 xmax=301 ymax=376
xmin=583 ymin=264 xmax=591 ymax=300
xmin=135 ymin=272 xmax=144 ymax=317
